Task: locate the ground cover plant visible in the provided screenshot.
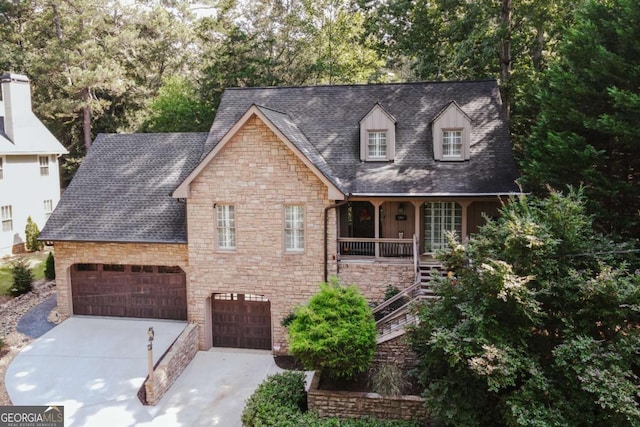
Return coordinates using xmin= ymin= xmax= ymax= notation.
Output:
xmin=408 ymin=190 xmax=640 ymax=426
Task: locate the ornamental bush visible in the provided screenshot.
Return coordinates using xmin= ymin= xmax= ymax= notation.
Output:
xmin=408 ymin=189 xmax=640 ymax=426
xmin=11 ymin=258 xmax=33 ymax=297
xmin=44 ymin=252 xmax=55 ymax=280
xmin=25 ymin=216 xmax=43 ymax=252
xmin=287 ymin=277 xmax=377 ymax=380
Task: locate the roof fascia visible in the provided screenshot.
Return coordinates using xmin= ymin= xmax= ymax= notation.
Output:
xmin=173 ymin=105 xmax=345 ymax=200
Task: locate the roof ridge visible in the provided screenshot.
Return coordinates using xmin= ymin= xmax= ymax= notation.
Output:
xmin=224 ymin=79 xmax=498 ymax=91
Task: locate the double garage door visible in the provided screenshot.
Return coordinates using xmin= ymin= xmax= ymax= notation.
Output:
xmin=71 ymin=263 xmax=187 ymax=320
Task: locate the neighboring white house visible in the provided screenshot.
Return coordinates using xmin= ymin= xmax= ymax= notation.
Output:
xmin=0 ymin=73 xmax=67 ymax=255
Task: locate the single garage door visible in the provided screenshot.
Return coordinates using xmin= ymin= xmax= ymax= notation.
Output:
xmin=211 ymin=293 xmax=271 ymax=350
xmin=71 ymin=263 xmax=187 ymax=320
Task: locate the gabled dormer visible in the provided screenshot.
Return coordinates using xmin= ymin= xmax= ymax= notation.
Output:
xmin=360 ymin=103 xmax=396 ymax=162
xmin=431 ymin=101 xmax=472 ymax=161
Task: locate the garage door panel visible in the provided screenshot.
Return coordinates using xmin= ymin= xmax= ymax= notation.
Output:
xmin=211 ymin=294 xmax=271 ymax=350
xmin=71 ymin=264 xmax=187 ymax=321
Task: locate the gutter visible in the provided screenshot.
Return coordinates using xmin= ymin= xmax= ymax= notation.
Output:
xmin=323 ymin=194 xmax=350 ymax=283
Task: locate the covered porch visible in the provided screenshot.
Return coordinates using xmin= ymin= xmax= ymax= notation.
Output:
xmin=337 ymin=198 xmax=502 ymax=261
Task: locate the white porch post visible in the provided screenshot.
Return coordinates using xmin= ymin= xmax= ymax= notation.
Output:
xmin=412 ymin=201 xmax=421 ymax=254
xmin=373 ymin=200 xmax=382 ymax=258
xmin=460 ymin=201 xmax=472 ymax=243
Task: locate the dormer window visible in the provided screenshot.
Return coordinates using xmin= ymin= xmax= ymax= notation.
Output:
xmin=442 ymin=130 xmax=463 ymax=158
xmin=367 ymin=131 xmax=387 ymax=159
xmin=360 ymin=103 xmax=396 ymax=161
xmin=432 ymin=102 xmax=471 ymax=161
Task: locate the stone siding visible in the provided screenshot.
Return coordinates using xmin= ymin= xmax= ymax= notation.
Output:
xmin=144 ymin=323 xmax=199 ymax=405
xmin=53 ymin=241 xmax=188 ymax=319
xmin=186 ymin=114 xmax=338 ymax=352
xmin=338 ymin=261 xmax=416 ymax=303
xmin=374 ymin=334 xmax=419 ymax=373
xmin=307 ymin=372 xmax=429 ymax=423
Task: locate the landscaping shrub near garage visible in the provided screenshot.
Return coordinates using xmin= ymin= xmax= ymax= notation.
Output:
xmin=10 ymin=258 xmax=33 ymax=297
xmin=242 ymin=372 xmax=422 ymax=427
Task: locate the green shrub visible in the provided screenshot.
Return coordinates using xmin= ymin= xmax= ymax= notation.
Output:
xmin=287 ymin=277 xmax=377 ymax=380
xmin=241 ymin=372 xmax=421 ymax=427
xmin=25 ymin=216 xmax=43 ymax=252
xmin=408 ymin=190 xmax=640 ymax=426
xmin=11 ymin=258 xmax=33 ymax=297
xmin=241 ymin=371 xmax=307 ymax=426
xmin=44 ymin=252 xmax=55 ymax=280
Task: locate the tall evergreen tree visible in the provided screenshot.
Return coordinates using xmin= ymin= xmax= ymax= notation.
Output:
xmin=521 ymin=0 xmax=640 ymax=239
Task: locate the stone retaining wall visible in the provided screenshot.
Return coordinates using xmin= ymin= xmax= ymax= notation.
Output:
xmin=373 ymin=334 xmax=419 ymax=372
xmin=144 ymin=323 xmax=199 ymax=405
xmin=307 ymin=372 xmax=429 ymax=423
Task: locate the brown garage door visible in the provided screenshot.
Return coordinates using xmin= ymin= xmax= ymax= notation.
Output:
xmin=71 ymin=264 xmax=187 ymax=320
xmin=211 ymin=293 xmax=271 ymax=350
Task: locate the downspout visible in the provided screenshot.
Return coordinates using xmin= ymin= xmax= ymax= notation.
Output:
xmin=324 ymin=195 xmax=350 ymax=283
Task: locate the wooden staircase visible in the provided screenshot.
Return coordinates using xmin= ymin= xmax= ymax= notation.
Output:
xmin=373 ymin=261 xmax=445 ymax=343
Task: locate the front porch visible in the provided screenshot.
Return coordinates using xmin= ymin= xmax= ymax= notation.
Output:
xmin=337 ymin=198 xmax=502 ymax=262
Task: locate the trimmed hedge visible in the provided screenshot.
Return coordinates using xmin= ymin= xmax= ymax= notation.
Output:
xmin=242 ymin=372 xmax=422 ymax=427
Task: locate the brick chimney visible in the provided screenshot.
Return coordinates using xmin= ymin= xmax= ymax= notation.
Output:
xmin=1 ymin=73 xmax=32 ymax=143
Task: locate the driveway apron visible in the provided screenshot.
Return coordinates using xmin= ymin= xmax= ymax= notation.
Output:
xmin=5 ymin=317 xmax=285 ymax=426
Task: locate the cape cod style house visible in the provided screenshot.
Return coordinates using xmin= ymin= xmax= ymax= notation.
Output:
xmin=0 ymin=73 xmax=67 ymax=255
xmin=40 ymin=80 xmax=519 ymax=352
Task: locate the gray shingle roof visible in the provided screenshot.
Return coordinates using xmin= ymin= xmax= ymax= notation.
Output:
xmin=206 ymin=80 xmax=519 ymax=195
xmin=39 ymin=133 xmax=207 ymax=243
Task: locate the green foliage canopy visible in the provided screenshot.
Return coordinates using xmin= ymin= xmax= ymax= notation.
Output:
xmin=521 ymin=0 xmax=640 ymax=239
xmin=408 ymin=190 xmax=640 ymax=426
xmin=25 ymin=216 xmax=43 ymax=252
xmin=287 ymin=277 xmax=377 ymax=380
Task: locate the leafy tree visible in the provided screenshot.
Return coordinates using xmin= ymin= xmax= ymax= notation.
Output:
xmin=521 ymin=0 xmax=640 ymax=239
xmin=25 ymin=216 xmax=43 ymax=252
xmin=358 ymin=0 xmax=580 ymax=119
xmin=44 ymin=252 xmax=56 ymax=281
xmin=11 ymin=258 xmax=33 ymax=297
xmin=287 ymin=277 xmax=377 ymax=380
xmin=408 ymin=190 xmax=640 ymax=426
xmin=138 ymin=75 xmax=211 ymax=132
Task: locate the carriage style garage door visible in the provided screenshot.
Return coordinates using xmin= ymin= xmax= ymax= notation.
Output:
xmin=211 ymin=293 xmax=271 ymax=350
xmin=70 ymin=264 xmax=187 ymax=320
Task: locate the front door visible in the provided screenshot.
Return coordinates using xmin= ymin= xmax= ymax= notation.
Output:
xmin=422 ymin=202 xmax=462 ymax=253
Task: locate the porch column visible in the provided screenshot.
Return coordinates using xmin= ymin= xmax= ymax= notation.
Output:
xmin=412 ymin=201 xmax=421 ymax=253
xmin=460 ymin=201 xmax=472 ymax=243
xmin=373 ymin=200 xmax=382 ymax=258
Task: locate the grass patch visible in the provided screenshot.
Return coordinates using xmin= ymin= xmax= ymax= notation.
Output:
xmin=0 ymin=252 xmax=48 ymax=296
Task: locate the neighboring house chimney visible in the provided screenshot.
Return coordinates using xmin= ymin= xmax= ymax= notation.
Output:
xmin=1 ymin=73 xmax=32 ymax=143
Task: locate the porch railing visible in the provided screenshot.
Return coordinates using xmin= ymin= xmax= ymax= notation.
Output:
xmin=338 ymin=237 xmax=414 ymax=258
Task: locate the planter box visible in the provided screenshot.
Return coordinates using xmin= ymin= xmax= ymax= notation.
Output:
xmin=307 ymin=371 xmax=430 ymax=424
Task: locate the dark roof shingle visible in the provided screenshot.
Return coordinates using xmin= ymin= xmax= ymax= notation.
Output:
xmin=39 ymin=132 xmax=207 ymax=243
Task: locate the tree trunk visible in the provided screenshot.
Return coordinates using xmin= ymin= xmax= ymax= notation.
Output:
xmin=82 ymin=88 xmax=92 ymax=150
xmin=498 ymin=0 xmax=512 ymax=119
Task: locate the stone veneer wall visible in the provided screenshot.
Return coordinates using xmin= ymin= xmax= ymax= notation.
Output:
xmin=186 ymin=114 xmax=338 ymax=352
xmin=373 ymin=334 xmax=419 ymax=372
xmin=338 ymin=261 xmax=416 ymax=303
xmin=144 ymin=323 xmax=199 ymax=405
xmin=307 ymin=371 xmax=429 ymax=423
xmin=53 ymin=242 xmax=189 ymax=320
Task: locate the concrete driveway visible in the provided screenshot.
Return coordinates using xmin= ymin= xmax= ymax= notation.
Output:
xmin=5 ymin=317 xmax=283 ymax=426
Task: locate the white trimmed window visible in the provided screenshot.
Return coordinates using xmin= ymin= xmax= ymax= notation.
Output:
xmin=367 ymin=131 xmax=387 ymax=159
xmin=423 ymin=202 xmax=462 ymax=252
xmin=44 ymin=199 xmax=53 ymax=220
xmin=216 ymin=204 xmax=236 ymax=250
xmin=0 ymin=157 xmax=3 ymax=180
xmin=284 ymin=205 xmax=304 ymax=252
xmin=39 ymin=156 xmax=49 ymax=176
xmin=442 ymin=130 xmax=463 ymax=158
xmin=1 ymin=205 xmax=13 ymax=232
